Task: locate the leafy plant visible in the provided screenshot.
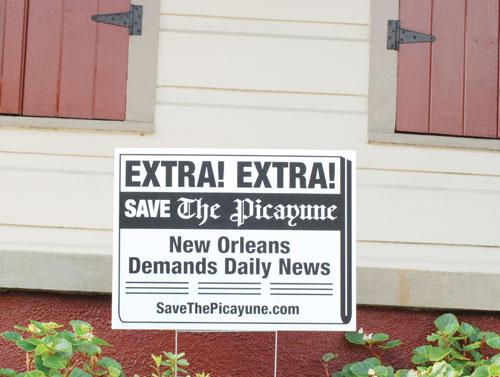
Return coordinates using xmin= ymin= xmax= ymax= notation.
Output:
xmin=321 ymin=313 xmax=500 ymax=377
xmin=345 ymin=328 xmax=401 ymax=359
xmin=0 ymin=320 xmax=123 ymax=377
xmin=411 ymin=313 xmax=500 ymax=376
xmin=0 ymin=321 xmax=211 ymax=377
xmin=141 ymin=352 xmax=190 ymax=377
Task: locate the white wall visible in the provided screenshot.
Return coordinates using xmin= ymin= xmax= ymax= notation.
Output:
xmin=1 ymin=0 xmax=499 ymax=309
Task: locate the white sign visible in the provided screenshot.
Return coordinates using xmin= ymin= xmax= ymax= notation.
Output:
xmin=112 ymin=149 xmax=356 ymax=331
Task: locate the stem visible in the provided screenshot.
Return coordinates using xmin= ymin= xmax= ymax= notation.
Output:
xmin=64 ymin=360 xmax=82 ymax=377
xmin=25 ymin=354 xmax=30 ymax=371
xmin=367 ymin=344 xmax=383 ymax=363
xmin=481 ymin=336 xmax=488 ymax=360
xmin=322 ymin=362 xmax=330 ymax=377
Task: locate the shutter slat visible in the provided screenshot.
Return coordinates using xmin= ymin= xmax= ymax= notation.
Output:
xmin=395 ymin=0 xmax=432 ymax=134
xmin=0 ymin=0 xmax=28 ymax=114
xmin=463 ymin=0 xmax=499 ymax=138
xmin=429 ymin=0 xmax=466 ymax=136
xmin=22 ymin=0 xmax=64 ymax=117
xmin=58 ymin=0 xmax=99 ymax=119
xmin=93 ymin=0 xmax=129 ymax=120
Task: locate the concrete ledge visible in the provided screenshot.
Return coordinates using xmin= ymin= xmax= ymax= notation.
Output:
xmin=1 ymin=246 xmax=499 ymax=311
xmin=358 ymin=267 xmax=500 ymax=311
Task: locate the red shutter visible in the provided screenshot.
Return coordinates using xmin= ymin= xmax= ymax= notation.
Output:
xmin=0 ymin=0 xmax=28 ymax=114
xmin=396 ymin=0 xmax=500 ymax=139
xmin=22 ymin=0 xmax=130 ymax=120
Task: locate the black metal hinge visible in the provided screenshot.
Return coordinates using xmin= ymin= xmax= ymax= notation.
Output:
xmin=91 ymin=4 xmax=142 ymax=36
xmin=387 ymin=20 xmax=436 ymax=50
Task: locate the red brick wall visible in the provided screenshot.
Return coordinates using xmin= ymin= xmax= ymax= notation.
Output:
xmin=0 ymin=291 xmax=499 ymax=377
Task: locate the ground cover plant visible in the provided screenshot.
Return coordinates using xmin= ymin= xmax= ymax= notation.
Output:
xmin=322 ymin=313 xmax=500 ymax=377
xmin=0 ymin=320 xmax=208 ymax=377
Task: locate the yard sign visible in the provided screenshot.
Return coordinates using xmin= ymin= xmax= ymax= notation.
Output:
xmin=112 ymin=149 xmax=356 ymax=331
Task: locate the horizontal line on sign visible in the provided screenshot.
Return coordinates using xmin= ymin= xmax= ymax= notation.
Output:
xmin=125 ymin=292 xmax=189 ymax=295
xmin=270 ymin=288 xmax=333 ymax=291
xmin=198 ymin=281 xmax=261 ymax=285
xmin=125 ymin=281 xmax=189 ymax=284
xmin=270 ymin=293 xmax=333 ymax=296
xmin=198 ymin=293 xmax=261 ymax=295
xmin=270 ymin=282 xmax=333 ymax=285
xmin=198 ymin=287 xmax=261 ymax=290
xmin=126 ymin=287 xmax=188 ymax=290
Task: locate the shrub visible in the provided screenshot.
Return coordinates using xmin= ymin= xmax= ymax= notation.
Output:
xmin=322 ymin=313 xmax=500 ymax=377
xmin=0 ymin=320 xmax=208 ymax=377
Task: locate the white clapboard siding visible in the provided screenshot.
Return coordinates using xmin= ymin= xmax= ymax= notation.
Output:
xmin=3 ymin=151 xmax=500 ymax=248
xmin=158 ymin=15 xmax=369 ymax=94
xmin=358 ymin=169 xmax=500 ymax=246
xmin=0 ymin=153 xmax=113 ymax=230
xmin=161 ymin=0 xmax=369 ymax=25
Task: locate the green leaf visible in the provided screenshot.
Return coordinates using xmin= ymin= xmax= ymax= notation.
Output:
xmin=92 ymin=337 xmax=110 ymax=347
xmin=322 ymin=353 xmax=339 ymax=363
xmin=98 ymin=357 xmax=123 ymax=370
xmin=379 ymin=340 xmax=402 ymax=350
xmin=53 ymin=338 xmax=72 ymax=353
xmin=427 ymin=334 xmax=442 ymax=342
xmin=41 ymin=355 xmax=67 ymax=369
xmin=349 ymin=358 xmax=380 ymax=377
xmin=471 ymin=366 xmax=490 ymax=377
xmin=77 ymin=342 xmax=101 ymax=356
xmin=177 ymin=359 xmax=189 ymax=366
xmin=488 ymin=364 xmax=500 ymax=376
xmin=2 ymin=332 xmax=22 ymax=342
xmin=427 ymin=361 xmax=460 ymax=377
xmin=429 ymin=347 xmax=452 ymax=362
xmin=345 ymin=332 xmax=366 ymax=345
xmin=372 ymin=333 xmax=390 ymax=342
xmin=485 ymin=334 xmax=500 ymax=349
xmin=69 ymin=321 xmax=93 ymax=337
xmin=48 ymin=370 xmax=63 ymax=377
xmin=463 ymin=342 xmax=482 ymax=351
xmin=450 ymin=349 xmax=469 ymax=361
xmin=68 ymin=368 xmax=91 ymax=377
xmin=460 ymin=323 xmax=479 ymax=337
xmin=435 ymin=314 xmax=460 ymax=336
xmin=395 ymin=370 xmax=417 ymax=377
xmin=107 ymin=367 xmax=122 ymax=377
xmin=491 ymin=354 xmax=500 ymax=366
xmin=412 ymin=346 xmax=451 ymax=365
xmin=15 ymin=340 xmax=36 ymax=352
xmin=18 ymin=372 xmax=46 ymax=377
xmin=0 ymin=369 xmax=17 ymax=377
xmin=470 ymin=350 xmax=483 ymax=362
xmin=373 ymin=366 xmax=390 ymax=377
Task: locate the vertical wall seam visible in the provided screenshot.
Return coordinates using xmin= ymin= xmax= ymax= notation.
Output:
xmin=91 ymin=0 xmax=100 ymax=118
xmin=55 ymin=0 xmax=65 ymax=117
xmin=461 ymin=0 xmax=467 ymax=136
xmin=427 ymin=0 xmax=434 ymax=133
xmin=0 ymin=0 xmax=8 ymax=107
xmin=497 ymin=1 xmax=500 ymax=138
xmin=18 ymin=0 xmax=30 ymax=114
